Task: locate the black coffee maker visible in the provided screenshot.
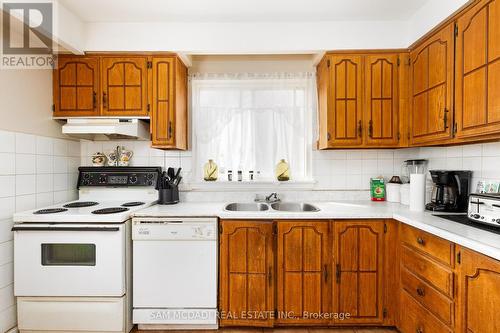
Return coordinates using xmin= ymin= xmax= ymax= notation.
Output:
xmin=425 ymin=170 xmax=472 ymax=212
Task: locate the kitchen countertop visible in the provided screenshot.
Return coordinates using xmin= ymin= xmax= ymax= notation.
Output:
xmin=134 ymin=201 xmax=500 ymax=261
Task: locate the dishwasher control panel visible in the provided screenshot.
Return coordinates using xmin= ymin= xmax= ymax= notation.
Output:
xmin=132 ymin=217 xmax=217 ymax=241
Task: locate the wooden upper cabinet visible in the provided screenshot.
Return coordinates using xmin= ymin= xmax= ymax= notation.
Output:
xmin=317 ymin=52 xmax=404 ymax=149
xmin=409 ymin=23 xmax=454 ymax=145
xmin=276 ymin=221 xmax=331 ymax=325
xmin=333 ymin=220 xmax=385 ymax=324
xmin=364 ymin=54 xmax=400 ymax=146
xmin=150 ymin=56 xmax=188 ymax=150
xmin=101 ymin=57 xmax=149 ymax=117
xmin=320 ymin=55 xmax=363 ymax=148
xmin=53 ymin=56 xmax=99 ymax=117
xmin=456 ymin=247 xmax=500 ymax=333
xmin=219 ymin=220 xmax=274 ymax=327
xmin=455 ymin=0 xmax=500 ymax=139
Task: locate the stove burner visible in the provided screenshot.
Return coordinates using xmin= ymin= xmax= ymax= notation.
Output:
xmin=121 ymin=201 xmax=145 ymax=207
xmin=92 ymin=207 xmax=130 ymax=215
xmin=34 ymin=208 xmax=68 ymax=215
xmin=63 ymin=201 xmax=99 ymax=208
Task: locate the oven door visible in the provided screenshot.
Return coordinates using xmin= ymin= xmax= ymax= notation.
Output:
xmin=13 ymin=223 xmax=126 ymax=297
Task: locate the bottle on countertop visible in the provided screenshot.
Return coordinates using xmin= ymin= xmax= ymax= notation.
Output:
xmin=203 ymin=159 xmax=218 ymax=181
xmin=275 ymin=159 xmax=290 ymax=181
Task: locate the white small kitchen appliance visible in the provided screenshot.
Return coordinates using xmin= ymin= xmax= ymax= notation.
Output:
xmin=12 ymin=166 xmax=161 ymax=333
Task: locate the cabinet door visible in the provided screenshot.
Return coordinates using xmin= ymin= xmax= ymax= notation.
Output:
xmin=327 ymin=55 xmax=364 ymax=147
xmin=409 ymin=24 xmax=454 ymax=145
xmin=333 ymin=220 xmax=385 ymax=324
xmin=101 ymin=57 xmax=148 ymax=116
xmin=53 ymin=56 xmax=99 ymax=117
xmin=277 ymin=221 xmax=331 ymax=325
xmin=364 ymin=54 xmax=400 ymax=147
xmin=151 ymin=57 xmax=175 ymax=147
xmin=455 ymin=0 xmax=500 ymax=139
xmin=219 ymin=220 xmax=274 ymax=327
xmin=456 ymin=247 xmax=500 ymax=333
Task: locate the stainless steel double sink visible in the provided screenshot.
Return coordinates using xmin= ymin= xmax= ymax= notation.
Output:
xmin=224 ymin=202 xmax=320 ymax=212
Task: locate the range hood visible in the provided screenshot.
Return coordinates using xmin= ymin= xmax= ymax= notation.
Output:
xmin=62 ymin=118 xmax=150 ymax=141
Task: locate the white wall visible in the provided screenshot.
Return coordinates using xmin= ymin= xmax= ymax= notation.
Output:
xmin=83 ymin=20 xmax=409 ymax=53
xmin=0 ymin=33 xmax=68 ymax=139
xmin=79 ymin=1 xmax=469 ymax=53
xmin=406 ymin=0 xmax=470 ymax=44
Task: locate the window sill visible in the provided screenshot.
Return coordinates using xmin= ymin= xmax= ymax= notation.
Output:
xmin=183 ymin=180 xmax=316 ymax=191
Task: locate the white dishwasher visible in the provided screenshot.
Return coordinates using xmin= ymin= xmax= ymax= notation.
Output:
xmin=132 ymin=217 xmax=218 ymax=330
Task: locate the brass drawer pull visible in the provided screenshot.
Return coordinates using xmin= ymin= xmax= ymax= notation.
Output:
xmin=416 ymin=237 xmax=425 ymax=246
xmin=416 ymin=287 xmax=425 ymax=297
xmin=416 ymin=328 xmax=424 ymax=333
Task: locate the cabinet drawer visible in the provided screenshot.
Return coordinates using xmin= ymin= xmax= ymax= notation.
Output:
xmin=401 ymin=268 xmax=453 ymax=326
xmin=401 ymin=224 xmax=454 ymax=267
xmin=399 ymin=290 xmax=452 ymax=333
xmin=401 ymin=245 xmax=453 ymax=297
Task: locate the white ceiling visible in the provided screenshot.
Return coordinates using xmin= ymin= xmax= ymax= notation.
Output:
xmin=58 ymin=0 xmax=430 ymax=23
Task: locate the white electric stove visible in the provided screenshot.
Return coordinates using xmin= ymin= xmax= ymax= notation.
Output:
xmin=12 ymin=166 xmax=161 ymax=333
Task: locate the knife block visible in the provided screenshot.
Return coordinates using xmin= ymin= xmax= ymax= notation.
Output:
xmin=158 ymin=187 xmax=179 ymax=205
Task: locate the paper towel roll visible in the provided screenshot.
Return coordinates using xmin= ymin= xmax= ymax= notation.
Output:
xmin=410 ymin=174 xmax=426 ymax=212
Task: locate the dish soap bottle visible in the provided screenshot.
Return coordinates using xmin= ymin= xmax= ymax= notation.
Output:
xmin=203 ymin=159 xmax=218 ymax=181
xmin=275 ymin=159 xmax=290 ymax=181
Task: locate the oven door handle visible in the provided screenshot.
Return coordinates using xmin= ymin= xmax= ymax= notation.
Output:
xmin=11 ymin=226 xmax=120 ymax=232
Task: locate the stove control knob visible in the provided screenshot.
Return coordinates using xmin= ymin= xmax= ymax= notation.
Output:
xmin=99 ymin=175 xmax=106 ymax=184
xmin=147 ymin=173 xmax=154 ymax=179
xmin=147 ymin=180 xmax=153 ymax=186
xmin=82 ymin=179 xmax=90 ymax=186
xmin=83 ymin=173 xmax=90 ymax=179
xmin=472 ymin=214 xmax=480 ymax=219
xmin=129 ymin=176 xmax=138 ymax=184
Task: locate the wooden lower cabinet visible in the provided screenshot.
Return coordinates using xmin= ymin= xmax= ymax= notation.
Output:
xmin=219 ymin=220 xmax=275 ymax=327
xmin=332 ymin=220 xmax=386 ymax=325
xmin=276 ymin=221 xmax=332 ymax=325
xmin=456 ymin=247 xmax=500 ymax=333
xmin=219 ymin=219 xmax=393 ymax=327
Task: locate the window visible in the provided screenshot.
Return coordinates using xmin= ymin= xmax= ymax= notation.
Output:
xmin=191 ymin=72 xmax=316 ymax=183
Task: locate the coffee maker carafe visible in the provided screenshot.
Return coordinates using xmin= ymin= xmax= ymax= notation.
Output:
xmin=425 ymin=170 xmax=472 ymax=212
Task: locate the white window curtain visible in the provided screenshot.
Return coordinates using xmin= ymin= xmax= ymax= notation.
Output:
xmin=191 ymin=72 xmax=316 ymax=182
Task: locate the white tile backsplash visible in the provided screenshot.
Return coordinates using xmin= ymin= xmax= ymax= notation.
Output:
xmin=0 ymin=154 xmax=15 ymax=176
xmin=0 ymin=177 xmax=15 ymax=199
xmin=15 ymin=154 xmax=36 ymax=175
xmin=35 ymin=136 xmax=53 ymax=155
xmin=0 ymin=130 xmax=80 ymax=332
xmin=0 ymin=131 xmax=15 ymax=154
xmin=36 ymin=155 xmax=53 ymax=174
xmin=420 ymin=143 xmax=500 ymax=192
xmin=15 ymin=133 xmax=35 ymax=154
xmin=80 ymin=139 xmax=500 ymax=195
xmin=15 ymin=175 xmax=35 ymax=196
